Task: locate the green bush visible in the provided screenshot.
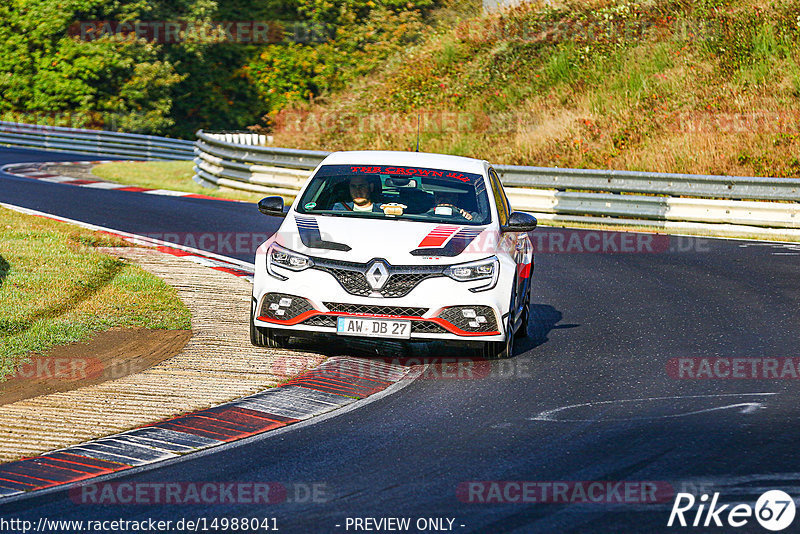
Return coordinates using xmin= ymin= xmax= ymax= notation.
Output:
xmin=248 ymin=0 xmax=437 ymax=118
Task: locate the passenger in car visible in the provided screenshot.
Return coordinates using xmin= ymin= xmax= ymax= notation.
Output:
xmin=430 ymin=191 xmax=478 ymax=221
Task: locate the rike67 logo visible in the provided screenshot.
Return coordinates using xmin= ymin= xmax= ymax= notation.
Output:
xmin=668 ymin=490 xmax=796 ymax=531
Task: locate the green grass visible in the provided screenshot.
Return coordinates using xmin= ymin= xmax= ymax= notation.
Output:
xmin=0 ymin=207 xmax=191 ymax=380
xmin=270 ymin=0 xmax=800 ymax=179
xmin=91 ymin=161 xmax=267 ymax=203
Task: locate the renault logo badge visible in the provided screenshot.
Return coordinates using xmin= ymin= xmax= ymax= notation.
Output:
xmin=366 ymin=261 xmax=390 ymax=290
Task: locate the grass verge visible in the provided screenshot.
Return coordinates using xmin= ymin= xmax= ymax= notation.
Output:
xmin=91 ymin=161 xmax=268 ymax=203
xmin=0 ymin=207 xmax=191 ymax=380
xmin=268 ymin=0 xmax=800 ymax=179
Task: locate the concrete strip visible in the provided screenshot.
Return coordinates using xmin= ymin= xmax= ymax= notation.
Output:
xmin=143 ymin=189 xmax=190 ymax=196
xmin=62 ymin=447 xmax=143 ymax=466
xmin=119 ymin=427 xmax=222 ymax=451
xmin=266 ymin=385 xmax=357 ymax=405
xmin=92 ymin=434 xmax=197 ymax=455
xmin=234 ymin=388 xmax=354 ymax=419
xmin=66 ymin=441 xmax=178 ymax=464
xmin=38 ymin=176 xmax=76 ymax=183
xmin=80 ymin=181 xmax=126 ymax=190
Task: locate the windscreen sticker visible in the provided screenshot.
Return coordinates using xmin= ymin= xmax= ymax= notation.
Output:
xmin=316 ymin=164 xmax=480 ymax=184
xmin=349 ymin=166 xmax=471 ymax=182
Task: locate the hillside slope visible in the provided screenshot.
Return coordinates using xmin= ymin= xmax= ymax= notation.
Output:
xmin=267 ymin=0 xmax=800 ymax=178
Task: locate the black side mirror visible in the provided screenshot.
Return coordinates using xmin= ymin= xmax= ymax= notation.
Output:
xmin=501 ymin=211 xmax=537 ymax=233
xmin=258 ymin=196 xmax=286 ymax=217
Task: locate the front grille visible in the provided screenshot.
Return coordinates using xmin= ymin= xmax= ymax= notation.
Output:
xmin=381 ymin=274 xmax=437 ymax=298
xmin=412 ymin=322 xmax=448 ymax=334
xmin=259 ymin=293 xmax=314 ymax=321
xmin=323 ymin=303 xmax=428 ymax=317
xmin=313 ymin=257 xmax=443 ymax=298
xmin=302 ymin=315 xmax=337 ymax=328
xmin=327 ymin=268 xmax=372 ymax=297
xmin=438 ymin=306 xmax=498 ymax=333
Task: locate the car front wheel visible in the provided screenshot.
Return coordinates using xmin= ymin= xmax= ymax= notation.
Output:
xmin=482 ymin=291 xmax=517 ymax=360
xmin=518 ymin=284 xmax=531 ymax=338
xmin=250 ymin=308 xmax=290 ymax=349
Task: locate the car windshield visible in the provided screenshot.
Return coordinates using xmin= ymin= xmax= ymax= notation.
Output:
xmin=296 ymin=164 xmax=491 ymax=226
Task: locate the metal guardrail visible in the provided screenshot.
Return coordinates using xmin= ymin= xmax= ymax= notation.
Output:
xmin=0 ymin=121 xmax=194 ymax=160
xmin=192 ymin=130 xmax=799 ymax=232
xmin=2 ymin=121 xmax=794 ymax=235
xmin=193 ymin=130 xmax=327 ymax=195
xmin=495 ymin=165 xmax=800 ymax=202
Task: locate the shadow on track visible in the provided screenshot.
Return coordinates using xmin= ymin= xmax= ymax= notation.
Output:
xmin=282 ymin=303 xmax=577 ymax=362
xmin=516 ymin=303 xmax=579 ymax=353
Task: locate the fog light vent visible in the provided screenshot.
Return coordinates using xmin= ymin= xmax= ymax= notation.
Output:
xmin=439 ymin=306 xmax=498 ymax=333
xmin=260 ymin=293 xmax=314 ymax=321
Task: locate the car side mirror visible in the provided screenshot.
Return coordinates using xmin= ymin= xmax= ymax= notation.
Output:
xmin=501 ymin=211 xmax=537 ymax=233
xmin=258 ymin=196 xmax=286 ymax=217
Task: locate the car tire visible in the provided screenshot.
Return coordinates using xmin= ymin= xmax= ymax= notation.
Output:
xmin=482 ymin=290 xmax=517 ymax=360
xmin=250 ymin=308 xmax=290 ymax=349
xmin=518 ymin=285 xmax=531 ymax=338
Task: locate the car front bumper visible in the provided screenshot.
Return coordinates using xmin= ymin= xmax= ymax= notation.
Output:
xmin=252 ymin=258 xmax=514 ymax=343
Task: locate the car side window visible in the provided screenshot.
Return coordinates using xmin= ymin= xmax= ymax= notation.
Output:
xmin=488 ymin=168 xmax=509 ymax=226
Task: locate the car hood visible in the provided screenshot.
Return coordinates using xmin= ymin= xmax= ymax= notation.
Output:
xmin=274 ymin=213 xmax=495 ymax=264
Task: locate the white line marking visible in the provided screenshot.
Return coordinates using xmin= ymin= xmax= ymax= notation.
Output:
xmin=0 ymin=201 xmax=255 ymax=272
xmin=530 ymin=392 xmax=777 ymax=422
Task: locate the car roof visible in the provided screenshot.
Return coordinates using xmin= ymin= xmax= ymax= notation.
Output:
xmin=319 ymin=150 xmax=489 ymax=175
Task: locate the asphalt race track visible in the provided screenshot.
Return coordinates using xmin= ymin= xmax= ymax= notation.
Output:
xmin=2 ymin=147 xmax=799 ymax=533
xmin=0 ymin=147 xmax=280 ymax=263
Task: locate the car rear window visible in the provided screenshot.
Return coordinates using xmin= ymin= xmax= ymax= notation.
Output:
xmin=296 ymin=164 xmax=492 ymax=226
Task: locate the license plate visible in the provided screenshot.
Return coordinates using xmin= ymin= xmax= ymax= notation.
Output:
xmin=336 ymin=317 xmax=411 ymax=339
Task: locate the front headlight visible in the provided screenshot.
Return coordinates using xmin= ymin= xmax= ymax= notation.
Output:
xmin=267 ymin=243 xmax=313 ymax=280
xmin=444 ymin=256 xmax=499 ymax=292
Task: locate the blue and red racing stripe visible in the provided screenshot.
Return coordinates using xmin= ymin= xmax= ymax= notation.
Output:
xmin=295 ymin=215 xmax=351 ymax=252
xmin=411 ymin=226 xmax=483 ymax=257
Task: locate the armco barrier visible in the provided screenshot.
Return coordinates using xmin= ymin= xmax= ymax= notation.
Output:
xmin=0 ymin=121 xmax=193 ymax=160
xmin=193 ymin=130 xmax=326 ymax=194
xmin=193 ymin=130 xmax=800 ymax=234
xmin=1 ymin=122 xmax=795 ymax=235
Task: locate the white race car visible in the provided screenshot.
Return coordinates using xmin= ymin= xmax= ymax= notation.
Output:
xmin=250 ymin=151 xmax=537 ymax=358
